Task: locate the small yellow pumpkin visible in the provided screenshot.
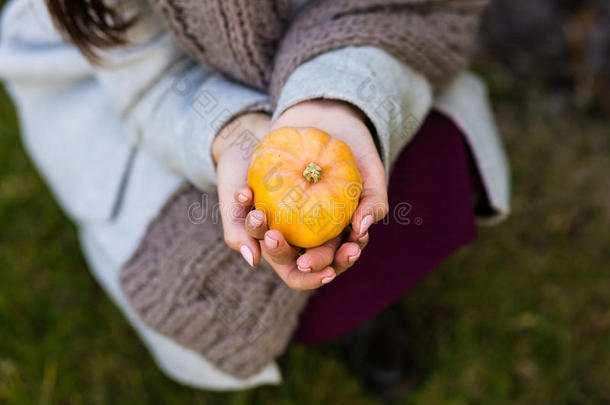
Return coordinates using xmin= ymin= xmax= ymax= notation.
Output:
xmin=248 ymin=127 xmax=362 ymax=248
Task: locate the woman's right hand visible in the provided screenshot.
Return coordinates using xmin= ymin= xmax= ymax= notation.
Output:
xmin=213 ymin=112 xmax=270 ymax=268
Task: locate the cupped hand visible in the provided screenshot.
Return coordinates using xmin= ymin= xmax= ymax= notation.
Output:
xmin=213 ymin=100 xmax=388 ymax=291
xmin=214 ymin=111 xmax=358 ymax=289
xmin=247 ymin=99 xmax=387 ymax=290
xmin=243 ymin=206 xmax=366 ymax=290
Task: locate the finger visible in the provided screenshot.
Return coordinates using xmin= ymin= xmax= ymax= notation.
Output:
xmin=296 ymin=236 xmax=341 ymax=273
xmin=353 ymin=152 xmax=389 ymax=236
xmin=218 ymin=181 xmax=260 ymax=267
xmin=270 ymin=264 xmax=337 ymax=291
xmin=332 ymin=242 xmax=361 ymax=276
xmin=245 ymin=209 xmax=268 ymax=240
xmin=352 ymin=183 xmax=389 ymax=236
xmin=259 ymin=231 xmax=338 ymax=290
xmin=219 ymin=198 xmax=261 ymax=267
xmin=234 ymin=186 xmax=253 ymax=206
xmin=346 ymin=228 xmax=369 ymax=250
xmin=260 ymin=230 xmax=300 ymax=266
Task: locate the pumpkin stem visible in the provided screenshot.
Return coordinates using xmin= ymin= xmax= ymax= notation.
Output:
xmin=303 ymin=162 xmax=322 ymax=183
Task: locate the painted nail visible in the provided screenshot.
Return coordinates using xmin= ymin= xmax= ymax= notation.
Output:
xmin=249 ymin=211 xmax=263 ymax=228
xmin=264 ymin=233 xmax=279 ymax=249
xmin=237 ymin=193 xmax=248 ymax=203
xmin=360 ymin=215 xmax=374 ymax=234
xmin=347 ymin=249 xmax=361 ymax=264
xmin=240 ymin=245 xmax=254 ymax=267
xmin=321 ymin=275 xmax=335 ymax=285
xmin=297 ymin=264 xmax=311 ymax=273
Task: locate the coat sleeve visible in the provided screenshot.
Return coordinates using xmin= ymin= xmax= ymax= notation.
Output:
xmin=89 ymin=3 xmax=270 ymax=192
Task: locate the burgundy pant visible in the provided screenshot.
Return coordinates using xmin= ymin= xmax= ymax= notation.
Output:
xmin=293 ymin=111 xmax=478 ymax=345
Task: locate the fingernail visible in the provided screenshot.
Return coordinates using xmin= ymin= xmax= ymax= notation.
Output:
xmin=357 ymin=233 xmax=368 ymax=243
xmin=347 ymin=249 xmax=361 ymax=264
xmin=240 ymin=245 xmax=254 ymax=267
xmin=321 ymin=275 xmax=335 ymax=285
xmin=360 ymin=215 xmax=374 ymax=234
xmin=264 ymin=233 xmax=279 ymax=249
xmin=297 ymin=264 xmax=311 ymax=273
xmin=249 ymin=211 xmax=263 ymax=228
xmin=237 ymin=193 xmax=248 ymax=203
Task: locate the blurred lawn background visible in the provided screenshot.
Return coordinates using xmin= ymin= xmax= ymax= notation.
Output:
xmin=2 ymin=1 xmax=610 ymax=404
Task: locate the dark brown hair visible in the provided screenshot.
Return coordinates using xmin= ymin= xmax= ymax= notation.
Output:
xmin=45 ymin=0 xmax=135 ymax=63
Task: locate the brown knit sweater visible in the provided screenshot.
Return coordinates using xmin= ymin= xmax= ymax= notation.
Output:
xmin=148 ymin=0 xmax=488 ymax=104
xmin=121 ymin=185 xmax=312 ymax=379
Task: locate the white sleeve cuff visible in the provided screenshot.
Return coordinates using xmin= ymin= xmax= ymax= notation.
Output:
xmin=435 ymin=72 xmax=511 ymax=223
xmin=272 ymin=46 xmax=433 ymax=180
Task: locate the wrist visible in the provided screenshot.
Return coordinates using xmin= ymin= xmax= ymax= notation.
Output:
xmin=212 ymin=112 xmax=270 ymax=164
xmin=273 ymin=99 xmax=367 ymax=130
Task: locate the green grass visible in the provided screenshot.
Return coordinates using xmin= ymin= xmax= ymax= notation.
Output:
xmin=2 ymin=53 xmax=610 ymax=405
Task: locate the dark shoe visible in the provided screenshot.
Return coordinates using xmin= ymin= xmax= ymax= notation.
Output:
xmin=339 ymin=304 xmax=416 ymax=397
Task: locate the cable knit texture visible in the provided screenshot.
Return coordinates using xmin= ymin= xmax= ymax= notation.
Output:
xmin=120 ymin=184 xmax=311 ymax=379
xmin=148 ymin=0 xmax=488 ymax=104
xmin=147 ymin=0 xmax=294 ymax=92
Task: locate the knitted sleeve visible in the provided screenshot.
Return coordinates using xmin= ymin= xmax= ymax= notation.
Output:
xmin=270 ymin=0 xmax=488 ymax=104
xmin=146 ymin=0 xmax=294 ymax=92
